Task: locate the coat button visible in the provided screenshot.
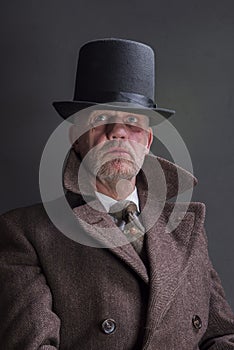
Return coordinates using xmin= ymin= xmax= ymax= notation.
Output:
xmin=192 ymin=315 xmax=202 ymax=330
xmin=101 ymin=319 xmax=116 ymax=334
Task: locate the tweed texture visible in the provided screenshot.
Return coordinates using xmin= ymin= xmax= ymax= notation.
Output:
xmin=0 ymin=152 xmax=234 ymax=349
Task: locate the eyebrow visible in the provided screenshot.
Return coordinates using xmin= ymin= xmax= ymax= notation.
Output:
xmin=90 ymin=111 xmax=149 ymax=119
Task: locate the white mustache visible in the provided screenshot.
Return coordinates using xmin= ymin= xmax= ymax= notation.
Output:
xmin=97 ymin=141 xmax=139 ymax=159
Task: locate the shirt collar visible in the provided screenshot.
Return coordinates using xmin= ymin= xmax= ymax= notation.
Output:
xmin=95 ymin=187 xmax=140 ymax=212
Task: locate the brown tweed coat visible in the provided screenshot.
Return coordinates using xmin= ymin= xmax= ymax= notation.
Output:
xmin=0 ymin=152 xmax=234 ymax=349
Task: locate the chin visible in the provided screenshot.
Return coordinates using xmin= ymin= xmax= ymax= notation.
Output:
xmin=97 ymin=159 xmax=139 ymax=182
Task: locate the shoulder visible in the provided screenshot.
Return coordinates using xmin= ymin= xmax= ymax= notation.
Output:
xmin=1 ymin=202 xmax=46 ymax=220
xmin=0 ymin=203 xmax=50 ymax=232
xmin=0 ymin=201 xmax=71 ymax=252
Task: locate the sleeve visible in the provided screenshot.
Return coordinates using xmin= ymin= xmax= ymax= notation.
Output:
xmin=0 ymin=211 xmax=61 ymax=349
xmin=199 ymin=229 xmax=234 ymax=349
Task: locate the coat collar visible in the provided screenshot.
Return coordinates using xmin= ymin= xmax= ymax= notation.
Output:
xmin=62 ymin=148 xmax=201 ymax=256
xmin=62 ymin=148 xmax=206 ymax=330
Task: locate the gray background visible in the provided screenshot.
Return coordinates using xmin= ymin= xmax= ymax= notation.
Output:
xmin=0 ymin=0 xmax=234 ymax=309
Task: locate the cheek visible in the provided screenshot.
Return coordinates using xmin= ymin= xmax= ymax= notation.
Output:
xmin=75 ymin=134 xmax=91 ymax=158
xmin=88 ymin=128 xmax=108 ymax=148
xmin=77 ymin=130 xmax=105 ymax=158
xmin=129 ymin=130 xmax=150 ymax=147
xmin=128 ymin=132 xmax=151 ymax=157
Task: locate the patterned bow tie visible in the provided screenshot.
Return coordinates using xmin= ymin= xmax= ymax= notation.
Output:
xmin=109 ymin=201 xmax=145 ymax=256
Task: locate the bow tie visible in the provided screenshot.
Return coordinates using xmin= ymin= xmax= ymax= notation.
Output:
xmin=109 ymin=201 xmax=145 ymax=257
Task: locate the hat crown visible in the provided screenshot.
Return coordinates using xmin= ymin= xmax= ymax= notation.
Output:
xmin=74 ymin=38 xmax=155 ymax=102
xmin=52 ymin=38 xmax=175 ymax=120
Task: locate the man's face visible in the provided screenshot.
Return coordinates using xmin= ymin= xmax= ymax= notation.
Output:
xmin=72 ymin=109 xmax=153 ymax=182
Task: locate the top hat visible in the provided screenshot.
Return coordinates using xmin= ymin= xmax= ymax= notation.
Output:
xmin=53 ymin=38 xmax=175 ymax=122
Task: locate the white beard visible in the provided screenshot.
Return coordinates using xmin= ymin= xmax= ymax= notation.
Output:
xmin=81 ymin=140 xmax=147 ymax=183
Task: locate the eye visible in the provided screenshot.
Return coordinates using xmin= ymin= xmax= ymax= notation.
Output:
xmin=126 ymin=115 xmax=139 ymax=124
xmin=93 ymin=114 xmax=108 ymax=123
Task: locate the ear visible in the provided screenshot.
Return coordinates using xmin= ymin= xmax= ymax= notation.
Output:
xmin=69 ymin=125 xmax=79 ymax=151
xmin=145 ymin=127 xmax=153 ymax=154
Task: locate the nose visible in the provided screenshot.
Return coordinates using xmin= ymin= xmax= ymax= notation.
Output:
xmin=106 ymin=122 xmax=128 ymax=140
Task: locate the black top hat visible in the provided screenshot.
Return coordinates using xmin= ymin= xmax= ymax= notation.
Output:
xmin=53 ymin=38 xmax=175 ymax=121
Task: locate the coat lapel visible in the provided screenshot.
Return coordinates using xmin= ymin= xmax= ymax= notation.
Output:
xmin=73 ymin=199 xmax=149 ymax=283
xmin=63 ymin=148 xmax=203 ymax=319
xmin=140 ymin=198 xmax=206 ymax=346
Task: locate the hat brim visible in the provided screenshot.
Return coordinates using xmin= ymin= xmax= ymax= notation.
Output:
xmin=52 ymin=101 xmax=175 ymax=125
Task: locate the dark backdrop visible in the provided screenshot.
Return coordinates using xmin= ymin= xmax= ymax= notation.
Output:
xmin=1 ymin=0 xmax=234 ymax=309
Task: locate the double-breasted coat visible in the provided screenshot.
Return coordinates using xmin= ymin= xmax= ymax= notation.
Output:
xmin=0 ymin=151 xmax=234 ymax=349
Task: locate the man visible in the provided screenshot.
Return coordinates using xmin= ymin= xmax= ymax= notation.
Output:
xmin=0 ymin=38 xmax=234 ymax=349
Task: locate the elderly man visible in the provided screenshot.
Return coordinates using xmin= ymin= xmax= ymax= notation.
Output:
xmin=0 ymin=38 xmax=234 ymax=349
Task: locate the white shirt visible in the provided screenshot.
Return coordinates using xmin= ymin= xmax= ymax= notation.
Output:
xmin=95 ymin=187 xmax=140 ymax=213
